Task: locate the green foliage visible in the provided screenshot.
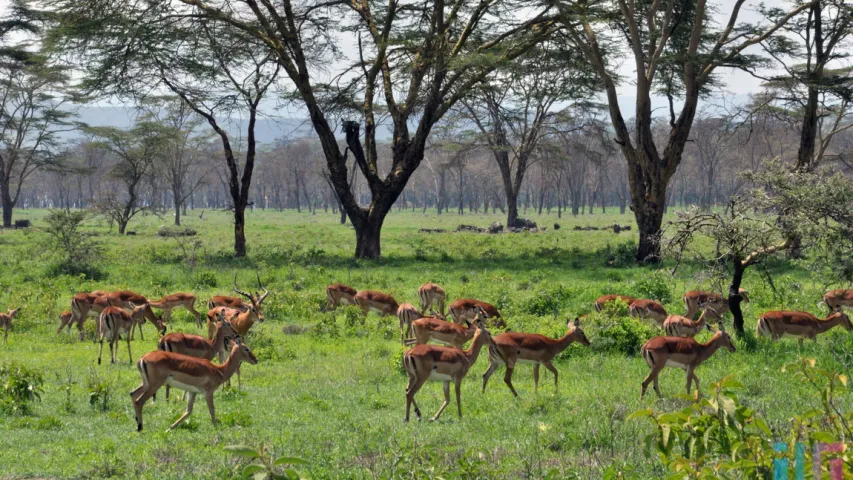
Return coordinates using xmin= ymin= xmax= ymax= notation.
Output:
xmin=598 ymin=241 xmax=638 ymax=268
xmin=522 ymin=285 xmax=573 ymax=316
xmin=633 ymin=271 xmax=672 ymax=303
xmin=42 ymin=210 xmax=103 ymax=278
xmin=584 ymin=313 xmax=658 ymax=356
xmin=86 ymin=369 xmax=111 ymax=412
xmin=224 ymin=444 xmax=307 ymax=480
xmin=0 ymin=362 xmax=44 ymax=415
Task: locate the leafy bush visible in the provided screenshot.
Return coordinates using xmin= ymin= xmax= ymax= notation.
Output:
xmin=582 ymin=313 xmax=658 ymax=356
xmin=633 ymin=270 xmax=672 ymax=303
xmin=42 ymin=210 xmax=103 ymax=278
xmin=597 ymin=241 xmax=636 ymax=268
xmin=521 ymin=286 xmax=572 ymax=316
xmin=87 ymin=370 xmax=111 ymax=412
xmin=195 ymin=271 xmax=218 ymax=288
xmin=224 ymin=444 xmax=307 ymax=480
xmin=0 ymin=362 xmax=44 ymax=416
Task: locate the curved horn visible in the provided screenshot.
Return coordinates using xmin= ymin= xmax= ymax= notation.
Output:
xmin=257 ymin=272 xmax=270 ymax=303
xmin=233 ymin=275 xmax=253 ymax=300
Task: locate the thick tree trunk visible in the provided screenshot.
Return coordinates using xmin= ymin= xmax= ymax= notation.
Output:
xmin=507 ymin=196 xmax=518 ymax=228
xmin=234 ymin=205 xmax=246 ymax=257
xmin=728 ymin=262 xmax=746 ymax=337
xmin=353 ymin=215 xmax=383 ymax=259
xmin=1 ymin=182 xmax=12 ymax=227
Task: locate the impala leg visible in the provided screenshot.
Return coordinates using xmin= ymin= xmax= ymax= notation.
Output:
xmin=169 ymin=392 xmax=196 ymax=430
xmin=454 ymin=378 xmax=463 ymax=419
xmin=204 ymin=391 xmax=217 ymax=427
xmin=431 ymin=381 xmax=451 ymax=421
xmin=641 ymin=363 xmax=665 ymax=399
xmin=110 ymin=337 xmax=117 ymax=364
xmin=136 ymin=322 xmax=144 ymax=342
xmin=481 ymin=360 xmax=498 ymax=393
xmin=533 ymin=364 xmax=540 ymax=393
xmin=404 ymin=376 xmax=426 ymax=422
xmin=97 ymin=333 xmax=105 ymax=365
xmin=189 ymin=307 xmax=201 ymax=328
xmin=126 ymin=334 xmax=133 ymax=364
xmin=689 ymin=369 xmax=701 ymax=396
xmin=3 ymin=324 xmax=7 ymax=345
xmin=131 ymin=387 xmax=157 ymax=432
xmin=685 ymin=366 xmax=696 ymax=395
xmin=544 ymin=361 xmax=559 ymax=392
xmin=503 ymin=365 xmax=519 ymax=398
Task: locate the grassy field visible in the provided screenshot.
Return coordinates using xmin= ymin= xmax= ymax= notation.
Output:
xmin=0 ymin=207 xmax=850 ymax=479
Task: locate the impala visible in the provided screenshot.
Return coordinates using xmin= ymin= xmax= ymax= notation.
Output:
xmin=662 ymin=308 xmax=717 ymax=338
xmin=629 ymin=299 xmax=668 ymax=327
xmin=157 ymin=315 xmax=240 ymax=400
xmin=448 ymin=298 xmax=505 ymax=328
xmin=130 ymin=341 xmax=259 ymax=431
xmin=106 ymin=290 xmax=167 ymax=339
xmin=640 ymin=327 xmax=736 ymax=398
xmin=354 ymin=290 xmax=399 ymax=316
xmin=397 ymin=303 xmax=422 ymax=343
xmin=69 ymin=290 xmax=109 ymax=339
xmin=56 ymin=310 xmax=74 ymax=335
xmin=823 ymin=289 xmax=853 ymax=313
xmin=417 ymin=282 xmax=446 ymax=315
xmin=404 ymin=314 xmax=482 ymax=348
xmin=482 ymin=317 xmax=590 ymax=397
xmin=593 ymin=294 xmax=638 ymax=312
xmin=403 ymin=317 xmax=492 ymax=422
xmin=208 ymin=274 xmax=270 ymax=313
xmin=324 ymin=284 xmax=358 ymax=311
xmin=149 ymin=292 xmax=202 ymax=327
xmin=98 ymin=304 xmax=148 ymax=365
xmin=757 ymin=310 xmax=853 ymax=346
xmin=206 ymin=303 xmax=262 ymax=339
xmin=0 ymin=308 xmax=20 ymax=345
xmin=683 ymin=289 xmax=749 ymax=319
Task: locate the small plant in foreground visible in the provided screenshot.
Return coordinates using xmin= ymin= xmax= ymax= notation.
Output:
xmin=0 ymin=362 xmax=44 ymax=415
xmin=224 ymin=444 xmax=308 ymax=480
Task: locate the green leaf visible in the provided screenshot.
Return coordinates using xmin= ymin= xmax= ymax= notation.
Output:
xmin=660 ymin=424 xmax=672 ymax=451
xmin=720 ymin=395 xmax=737 ymax=419
xmin=627 ymin=409 xmax=653 ymax=421
xmin=273 ymin=457 xmax=308 ymax=466
xmin=242 ymin=464 xmax=265 ymax=477
xmin=252 ymin=471 xmax=268 ymax=480
xmin=754 ymin=417 xmax=772 ymax=436
xmin=225 ymin=445 xmax=260 ymax=458
xmin=811 ymin=431 xmax=837 ymax=443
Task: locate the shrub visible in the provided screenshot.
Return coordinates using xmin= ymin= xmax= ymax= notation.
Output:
xmin=582 ymin=313 xmax=658 ymax=356
xmin=195 ymin=271 xmax=218 ymax=288
xmin=633 ymin=271 xmax=672 ymax=303
xmin=223 ymin=444 xmax=307 ymax=480
xmin=597 ymin=241 xmax=636 ymax=268
xmin=521 ymin=286 xmax=572 ymax=316
xmin=42 ymin=210 xmax=103 ymax=278
xmin=87 ymin=369 xmax=111 ymax=412
xmin=0 ymin=363 xmax=44 ymax=415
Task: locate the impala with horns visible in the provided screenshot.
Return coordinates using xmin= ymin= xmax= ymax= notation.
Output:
xmin=206 ymin=304 xmax=262 ymax=339
xmin=0 ymin=307 xmax=20 ymax=345
xmin=448 ymin=298 xmax=505 ymax=328
xmin=417 ymin=282 xmax=446 ymax=315
xmin=157 ymin=313 xmax=240 ymax=400
xmin=629 ymin=299 xmax=668 ymax=327
xmin=823 ymin=289 xmax=853 ymax=313
xmin=683 ymin=289 xmax=749 ymax=319
xmin=404 ymin=311 xmax=483 ymax=349
xmin=403 ymin=319 xmax=492 ymax=422
xmin=104 ymin=290 xmax=167 ymax=340
xmin=98 ymin=304 xmax=148 ymax=365
xmin=757 ymin=310 xmax=853 ymax=346
xmin=482 ymin=316 xmax=590 ymax=397
xmin=662 ymin=307 xmax=717 ymax=338
xmin=640 ymin=327 xmax=736 ymax=398
xmin=594 ymin=294 xmax=638 ymax=313
xmin=324 ymin=284 xmax=358 ymax=311
xmin=130 ymin=341 xmax=258 ymax=431
xmin=397 ymin=303 xmax=422 ymax=343
xmin=354 ymin=290 xmax=399 ymax=317
xmin=67 ymin=290 xmax=109 ymax=339
xmin=148 ymin=292 xmax=202 ymax=327
xmin=208 ymin=273 xmax=270 ymax=313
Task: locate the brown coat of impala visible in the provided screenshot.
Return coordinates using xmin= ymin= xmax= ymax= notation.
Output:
xmin=206 ymin=306 xmax=262 ymax=339
xmin=208 ymin=275 xmax=270 ymax=318
xmin=403 ymin=323 xmax=493 ymax=422
xmin=640 ymin=329 xmax=736 ymax=398
xmin=149 ymin=292 xmax=202 ymax=327
xmin=823 ymin=289 xmax=853 ymax=313
xmin=104 ymin=291 xmax=167 ymax=340
xmin=593 ymin=295 xmax=638 ymax=312
xmin=67 ymin=290 xmax=109 ymax=339
xmin=0 ymin=308 xmax=20 ymax=345
xmin=324 ymin=284 xmax=358 ymax=311
xmin=354 ymin=290 xmax=399 ymax=316
xmin=682 ymin=289 xmax=749 ymax=319
xmin=662 ymin=308 xmax=716 ymax=338
xmin=629 ymin=299 xmax=668 ymax=327
xmin=396 ymin=303 xmax=422 ymax=343
xmin=448 ymin=298 xmax=504 ymax=328
xmin=130 ymin=342 xmax=259 ymax=431
xmin=757 ymin=310 xmax=853 ymax=345
xmin=98 ymin=305 xmax=147 ymax=365
xmin=482 ymin=317 xmax=590 ymax=397
xmin=404 ymin=316 xmax=480 ymax=348
xmin=417 ymin=282 xmax=446 ymax=315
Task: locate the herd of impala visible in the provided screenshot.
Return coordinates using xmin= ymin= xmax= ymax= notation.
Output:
xmin=0 ymin=279 xmax=850 ymax=429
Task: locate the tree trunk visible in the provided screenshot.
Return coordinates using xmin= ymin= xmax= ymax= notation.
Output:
xmin=507 ymin=195 xmax=519 ymax=228
xmin=118 ymin=219 xmax=128 ymax=235
xmin=234 ymin=205 xmax=246 ymax=257
xmin=1 ymin=181 xmax=12 ymax=227
xmin=728 ymin=261 xmax=746 ymax=337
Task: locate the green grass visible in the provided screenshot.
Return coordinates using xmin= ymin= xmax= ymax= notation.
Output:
xmin=0 ymin=207 xmax=850 ymax=479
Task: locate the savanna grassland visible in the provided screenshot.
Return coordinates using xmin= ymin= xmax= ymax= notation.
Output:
xmin=0 ymin=208 xmax=850 ymax=479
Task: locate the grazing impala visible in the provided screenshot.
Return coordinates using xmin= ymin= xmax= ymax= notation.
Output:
xmin=69 ymin=290 xmax=109 ymax=339
xmin=594 ymin=295 xmax=638 ymax=312
xmin=98 ymin=304 xmax=148 ymax=365
xmin=482 ymin=317 xmax=590 ymax=397
xmin=56 ymin=310 xmax=74 ymax=335
xmin=403 ymin=318 xmax=493 ymax=422
xmin=823 ymin=289 xmax=853 ymax=313
xmin=683 ymin=289 xmax=749 ymax=319
xmin=417 ymin=282 xmax=446 ymax=315
xmin=208 ymin=274 xmax=270 ymax=312
xmin=130 ymin=341 xmax=259 ymax=431
xmin=325 ymin=284 xmax=358 ymax=311
xmin=640 ymin=327 xmax=736 ymax=398
xmin=148 ymin=293 xmax=202 ymax=327
xmin=157 ymin=315 xmax=240 ymax=400
xmin=663 ymin=308 xmax=717 ymax=338
xmin=354 ymin=290 xmax=399 ymax=317
xmin=104 ymin=291 xmax=167 ymax=340
xmin=448 ymin=298 xmax=505 ymax=328
xmin=397 ymin=303 xmax=422 ymax=343
xmin=629 ymin=299 xmax=668 ymax=327
xmin=0 ymin=308 xmax=20 ymax=345
xmin=404 ymin=314 xmax=483 ymax=349
xmin=757 ymin=310 xmax=853 ymax=346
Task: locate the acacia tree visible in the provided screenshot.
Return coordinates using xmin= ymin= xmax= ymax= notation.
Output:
xmin=47 ymin=0 xmax=561 ymax=258
xmin=554 ymin=0 xmax=813 ymax=262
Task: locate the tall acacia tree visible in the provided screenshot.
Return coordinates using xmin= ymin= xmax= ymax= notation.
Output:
xmin=554 ymin=0 xmax=814 ymax=262
xmin=47 ymin=0 xmax=559 ymax=258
